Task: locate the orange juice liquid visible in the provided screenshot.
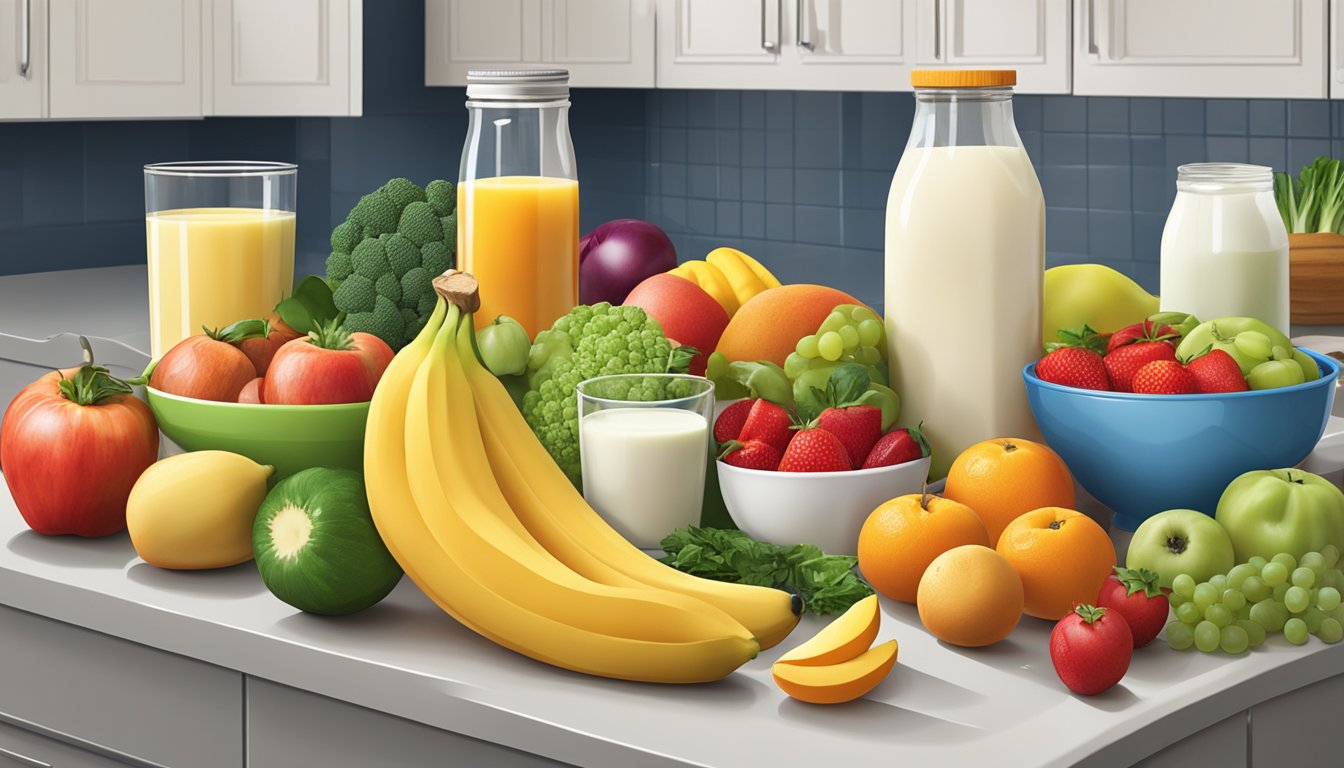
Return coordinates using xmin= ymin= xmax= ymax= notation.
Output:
xmin=145 ymin=207 xmax=295 ymax=359
xmin=458 ymin=176 xmax=579 ymax=337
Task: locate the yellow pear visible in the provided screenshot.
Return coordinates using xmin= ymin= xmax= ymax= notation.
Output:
xmin=1043 ymin=264 xmax=1159 ymax=347
xmin=772 ymin=640 xmax=898 ymax=704
xmin=774 ymin=594 xmax=880 ymax=667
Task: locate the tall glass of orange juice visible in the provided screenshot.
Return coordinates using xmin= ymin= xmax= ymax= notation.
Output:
xmin=458 ymin=69 xmax=578 ymax=337
xmin=144 ymin=161 xmax=297 ymax=359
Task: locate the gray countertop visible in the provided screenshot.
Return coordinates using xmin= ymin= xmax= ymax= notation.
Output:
xmin=2 ymin=265 xmax=1344 ymax=767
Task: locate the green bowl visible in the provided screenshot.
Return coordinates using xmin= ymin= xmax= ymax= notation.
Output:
xmin=146 ymin=387 xmax=368 ymax=479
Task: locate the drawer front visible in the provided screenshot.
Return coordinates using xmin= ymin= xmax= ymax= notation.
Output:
xmin=0 ymin=606 xmax=243 ymax=768
xmin=1250 ymin=672 xmax=1344 ymax=765
xmin=0 ymin=719 xmax=134 ymax=768
xmin=246 ymin=678 xmax=569 ymax=768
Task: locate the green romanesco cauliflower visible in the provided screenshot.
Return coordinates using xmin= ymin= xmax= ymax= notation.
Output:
xmin=325 ymin=177 xmax=457 ymax=349
xmin=522 ymin=303 xmax=698 ymax=488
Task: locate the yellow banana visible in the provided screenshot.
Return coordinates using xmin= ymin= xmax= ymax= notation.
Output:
xmin=706 ymin=247 xmax=769 ymax=307
xmin=455 ymin=316 xmax=803 ymax=649
xmin=671 ymin=260 xmax=740 ymax=316
xmin=730 ymin=248 xmax=782 ymax=291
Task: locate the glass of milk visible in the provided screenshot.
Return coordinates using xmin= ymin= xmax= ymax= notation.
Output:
xmin=577 ymin=374 xmax=714 ymax=550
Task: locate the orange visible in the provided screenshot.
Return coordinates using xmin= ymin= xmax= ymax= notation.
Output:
xmin=917 ymin=545 xmax=1023 ymax=647
xmin=996 ymin=507 xmax=1116 ymax=620
xmin=944 ymin=438 xmax=1076 ymax=547
xmin=714 ymin=284 xmax=862 ymax=367
xmin=858 ymin=494 xmax=990 ymax=604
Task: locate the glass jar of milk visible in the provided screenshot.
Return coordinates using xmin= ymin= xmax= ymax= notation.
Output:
xmin=886 ymin=70 xmax=1044 ymax=479
xmin=1160 ymin=163 xmax=1290 ymax=332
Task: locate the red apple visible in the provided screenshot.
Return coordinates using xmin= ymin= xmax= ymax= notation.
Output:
xmin=237 ymin=312 xmax=305 ymax=377
xmin=1 ymin=365 xmax=159 ymax=536
xmin=623 ymin=274 xmax=730 ymax=376
xmin=238 ymin=378 xmax=265 ymax=404
xmin=149 ymin=319 xmax=271 ymax=402
xmin=264 ymin=321 xmax=394 ymax=405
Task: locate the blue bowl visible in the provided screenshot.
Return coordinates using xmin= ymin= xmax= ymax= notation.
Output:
xmin=1023 ymin=348 xmax=1340 ymax=532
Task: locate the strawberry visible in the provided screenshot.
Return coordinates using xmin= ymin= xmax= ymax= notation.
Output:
xmin=1182 ymin=348 xmax=1249 ymax=394
xmin=778 ymin=428 xmax=852 ymax=472
xmin=737 ymin=399 xmax=794 ymax=454
xmin=861 ymin=422 xmax=930 ymax=469
xmin=1038 ymin=325 xmax=1112 ymax=391
xmin=1131 ymin=359 xmax=1196 ymax=394
xmin=719 ymin=439 xmax=782 ymax=471
xmin=1106 ymin=319 xmax=1179 ymax=354
xmin=714 ymin=398 xmax=757 ymax=444
xmin=1096 ymin=567 xmax=1169 ymax=649
xmin=817 ymin=404 xmax=882 ymax=467
xmin=1105 ymin=340 xmax=1176 ymax=392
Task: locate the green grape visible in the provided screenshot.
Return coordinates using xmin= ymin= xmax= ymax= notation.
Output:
xmin=1176 ymin=601 xmax=1202 ymax=625
xmin=1320 ymin=618 xmax=1343 ymax=644
xmin=817 ymin=331 xmax=844 ymax=361
xmin=1166 ymin=621 xmax=1195 ymax=650
xmin=1261 ymin=562 xmax=1288 ymax=587
xmin=1236 ymin=604 xmax=1253 ymax=621
xmin=1193 ymin=583 xmax=1218 ymax=610
xmin=1322 ymin=545 xmax=1340 ymax=569
xmin=1208 ymin=574 xmax=1228 ymax=592
xmin=1222 ymin=589 xmax=1246 ymax=611
xmin=849 ymin=305 xmax=878 ymax=324
xmin=1172 ymin=574 xmax=1197 ymax=598
xmin=1271 ymin=344 xmax=1293 ymax=361
xmin=1228 ymin=564 xmax=1257 ymax=589
xmin=1220 ymin=625 xmax=1249 ymax=654
xmin=1205 ymin=604 xmax=1233 ymax=628
xmin=1233 ymin=330 xmax=1272 ymax=360
xmin=1272 ymin=583 xmax=1290 ymax=602
xmin=1169 ymin=591 xmax=1189 ymax=608
xmin=819 ymin=312 xmax=848 ymax=334
xmin=1300 ymin=551 xmax=1326 ymax=574
xmin=855 ymin=346 xmax=881 ymax=366
xmin=1285 ymin=585 xmax=1311 ymax=613
xmin=1194 ymin=621 xmax=1221 ymax=652
xmin=1303 ymin=607 xmax=1324 ymax=635
xmin=837 ymin=324 xmax=860 ymax=350
xmin=1237 ymin=619 xmax=1267 ymax=648
xmin=796 ymin=334 xmax=821 ymax=359
xmin=1332 ymin=605 xmax=1344 ymax=625
xmin=1250 ymin=599 xmax=1289 ymax=632
xmin=1323 ymin=570 xmax=1344 ymax=591
xmin=856 ymin=318 xmax=883 ymax=348
xmin=1271 ymin=553 xmax=1298 ymax=571
xmin=1242 ymin=576 xmax=1270 ymax=602
xmin=1291 ymin=567 xmax=1316 ymax=589
xmin=1284 ymin=617 xmax=1309 ymax=645
xmin=1317 ymin=586 xmax=1341 ymax=612
xmin=784 ymin=352 xmax=810 ymax=379
xmin=1248 ymin=555 xmax=1269 ymax=570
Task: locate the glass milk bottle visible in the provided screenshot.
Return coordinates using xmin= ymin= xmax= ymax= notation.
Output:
xmin=1159 ymin=163 xmax=1290 ymax=332
xmin=459 ymin=69 xmax=579 ymax=337
xmin=885 ymin=70 xmax=1044 ymax=479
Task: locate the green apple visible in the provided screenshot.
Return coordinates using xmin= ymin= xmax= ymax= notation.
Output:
xmin=1215 ymin=469 xmax=1344 ymax=562
xmin=1126 ymin=508 xmax=1236 ymax=588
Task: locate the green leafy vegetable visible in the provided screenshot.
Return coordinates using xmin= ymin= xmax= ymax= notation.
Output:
xmin=659 ymin=526 xmax=874 ymax=616
xmin=1274 ymin=155 xmax=1344 ymax=234
xmin=276 ymin=275 xmax=340 ymax=334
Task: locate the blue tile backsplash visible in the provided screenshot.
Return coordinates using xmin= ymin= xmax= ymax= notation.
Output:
xmin=3 ymin=1 xmax=1344 ymax=309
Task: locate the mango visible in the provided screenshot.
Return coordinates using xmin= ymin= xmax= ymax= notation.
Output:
xmin=1043 ymin=264 xmax=1159 ymax=348
xmin=772 ymin=640 xmax=898 ymax=704
xmin=775 ymin=595 xmax=880 ymax=667
xmin=127 ymin=450 xmax=273 ymax=570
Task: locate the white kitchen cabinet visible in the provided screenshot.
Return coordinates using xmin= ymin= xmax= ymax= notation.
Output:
xmin=209 ymin=0 xmax=362 ymax=116
xmin=916 ymin=0 xmax=1070 ymax=94
xmin=0 ymin=0 xmax=44 ymax=119
xmin=1074 ymin=0 xmax=1328 ymax=98
xmin=48 ymin=0 xmax=203 ymax=118
xmin=1331 ymin=0 xmax=1344 ymax=97
xmin=656 ymin=0 xmax=915 ymax=91
xmin=425 ymin=0 xmax=655 ymax=88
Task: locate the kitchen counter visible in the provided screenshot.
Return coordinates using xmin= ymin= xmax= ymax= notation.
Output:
xmin=1 ymin=265 xmax=1343 ymax=768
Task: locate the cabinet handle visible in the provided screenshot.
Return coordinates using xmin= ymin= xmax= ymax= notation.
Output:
xmin=1086 ymin=0 xmax=1099 ymax=56
xmin=761 ymin=0 xmax=779 ymax=51
xmin=933 ymin=0 xmax=941 ymax=60
xmin=796 ymin=0 xmax=813 ymax=50
xmin=19 ymin=0 xmax=30 ymax=78
xmin=0 ymin=745 xmax=52 ymax=768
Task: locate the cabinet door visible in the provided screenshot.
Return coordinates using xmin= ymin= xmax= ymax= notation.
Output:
xmin=788 ymin=0 xmax=915 ymax=91
xmin=655 ymin=0 xmax=791 ymax=89
xmin=425 ymin=0 xmax=542 ymax=86
xmin=0 ymin=0 xmax=44 ymax=119
xmin=1073 ymin=0 xmax=1327 ymax=98
xmin=917 ymin=0 xmax=1069 ymax=94
xmin=541 ymin=0 xmax=653 ymax=87
xmin=48 ymin=0 xmax=202 ymax=118
xmin=210 ymin=0 xmax=360 ymax=116
xmin=1332 ymin=0 xmax=1344 ymax=97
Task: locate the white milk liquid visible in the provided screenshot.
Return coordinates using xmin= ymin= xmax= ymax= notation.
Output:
xmin=1159 ymin=188 xmax=1290 ymax=332
xmin=579 ymin=407 xmax=709 ymax=548
xmin=885 ymin=145 xmax=1045 ymax=478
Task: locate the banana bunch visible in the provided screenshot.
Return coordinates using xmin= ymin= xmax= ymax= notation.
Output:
xmin=669 ymin=247 xmax=781 ymax=317
xmin=365 ymin=271 xmax=801 ymax=683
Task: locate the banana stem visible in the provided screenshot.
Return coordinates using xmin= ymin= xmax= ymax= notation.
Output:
xmin=432 ymin=269 xmax=482 ymax=313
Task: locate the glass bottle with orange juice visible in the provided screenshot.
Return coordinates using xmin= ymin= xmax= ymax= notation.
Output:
xmin=458 ymin=69 xmax=579 ymax=337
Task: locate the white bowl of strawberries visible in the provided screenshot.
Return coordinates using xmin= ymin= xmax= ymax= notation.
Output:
xmin=714 ymin=397 xmax=932 ymax=557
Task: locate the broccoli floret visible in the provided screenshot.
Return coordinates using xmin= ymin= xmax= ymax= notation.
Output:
xmin=399 ymin=201 xmax=443 ymax=247
xmin=521 ymin=303 xmax=689 ymax=488
xmin=325 ymin=179 xmax=459 ymax=349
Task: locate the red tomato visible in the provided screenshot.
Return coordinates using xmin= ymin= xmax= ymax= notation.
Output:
xmin=1096 ymin=567 xmax=1170 ymax=649
xmin=238 ymin=313 xmax=305 ymax=377
xmin=150 ymin=335 xmax=256 ymax=402
xmin=1049 ymin=604 xmax=1133 ymax=696
xmin=1 ymin=366 xmax=159 ymax=537
xmin=264 ymin=327 xmax=394 ymax=405
xmin=238 ymin=378 xmax=265 ymax=404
